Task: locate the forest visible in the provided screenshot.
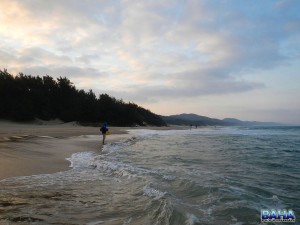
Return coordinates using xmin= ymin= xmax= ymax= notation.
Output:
xmin=0 ymin=69 xmax=166 ymax=126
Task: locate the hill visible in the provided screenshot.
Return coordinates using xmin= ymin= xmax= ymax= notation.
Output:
xmin=161 ymin=113 xmax=229 ymax=126
xmin=161 ymin=113 xmax=282 ymax=126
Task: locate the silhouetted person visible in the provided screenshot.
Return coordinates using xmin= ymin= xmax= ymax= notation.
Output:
xmin=100 ymin=122 xmax=109 ymax=145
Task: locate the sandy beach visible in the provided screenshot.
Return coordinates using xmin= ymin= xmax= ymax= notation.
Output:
xmin=0 ymin=120 xmax=130 ymax=179
xmin=0 ymin=120 xmax=188 ymax=180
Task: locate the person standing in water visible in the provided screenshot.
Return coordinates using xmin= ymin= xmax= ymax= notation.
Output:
xmin=100 ymin=122 xmax=109 ymax=145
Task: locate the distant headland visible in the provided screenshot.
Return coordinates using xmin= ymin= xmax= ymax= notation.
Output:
xmin=161 ymin=113 xmax=284 ymax=127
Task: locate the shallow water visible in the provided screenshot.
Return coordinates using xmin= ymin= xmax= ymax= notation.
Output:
xmin=0 ymin=126 xmax=299 ymax=225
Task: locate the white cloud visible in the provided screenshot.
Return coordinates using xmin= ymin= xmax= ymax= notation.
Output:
xmin=1 ymin=0 xmax=299 ymax=123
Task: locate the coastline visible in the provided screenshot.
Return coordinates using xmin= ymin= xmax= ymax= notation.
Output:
xmin=0 ymin=120 xmax=130 ymax=179
xmin=0 ymin=120 xmax=189 ymax=180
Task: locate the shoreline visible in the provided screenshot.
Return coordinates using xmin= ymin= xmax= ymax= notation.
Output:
xmin=0 ymin=120 xmax=130 ymax=180
xmin=0 ymin=120 xmax=189 ymax=180
xmin=0 ymin=120 xmax=188 ymax=141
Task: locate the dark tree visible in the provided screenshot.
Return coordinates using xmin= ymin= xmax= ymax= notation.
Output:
xmin=0 ymin=69 xmax=166 ymax=126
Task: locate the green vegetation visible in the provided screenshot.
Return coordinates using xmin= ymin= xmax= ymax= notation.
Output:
xmin=0 ymin=69 xmax=166 ymax=126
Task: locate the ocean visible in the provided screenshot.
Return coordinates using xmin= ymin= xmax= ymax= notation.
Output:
xmin=0 ymin=126 xmax=299 ymax=225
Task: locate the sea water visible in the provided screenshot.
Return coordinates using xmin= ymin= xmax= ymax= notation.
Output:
xmin=0 ymin=126 xmax=299 ymax=225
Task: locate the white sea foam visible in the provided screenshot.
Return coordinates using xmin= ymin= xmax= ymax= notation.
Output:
xmin=11 ymin=136 xmax=23 ymax=139
xmin=122 ymin=217 xmax=132 ymax=225
xmin=185 ymin=213 xmax=200 ymax=225
xmin=162 ymin=175 xmax=177 ymax=181
xmin=101 ymin=137 xmax=137 ymax=155
xmin=39 ymin=136 xmax=55 ymax=138
xmin=64 ymin=136 xmax=158 ymax=179
xmin=271 ymin=194 xmax=279 ymax=201
xmin=143 ymin=184 xmax=167 ymax=200
xmin=92 ymin=157 xmax=151 ymax=179
xmin=66 ymin=152 xmax=96 ymax=169
xmin=86 ymin=220 xmax=105 ymax=225
xmin=128 ymin=127 xmax=234 ymax=137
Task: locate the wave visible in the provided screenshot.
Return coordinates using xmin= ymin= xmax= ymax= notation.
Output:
xmin=66 ymin=151 xmax=96 ymax=169
xmin=143 ymin=183 xmax=168 ymax=200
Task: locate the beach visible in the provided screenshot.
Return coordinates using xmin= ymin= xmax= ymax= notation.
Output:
xmin=0 ymin=120 xmax=129 ymax=179
xmin=0 ymin=120 xmax=186 ymax=179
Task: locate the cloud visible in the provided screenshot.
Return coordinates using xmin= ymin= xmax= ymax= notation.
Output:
xmin=0 ymin=50 xmax=17 ymax=67
xmin=0 ymin=0 xmax=299 ymax=110
xmin=0 ymin=46 xmax=104 ymax=80
xmin=16 ymin=66 xmax=103 ymax=78
xmin=103 ymin=68 xmax=265 ymax=103
xmin=17 ymin=47 xmax=72 ymax=66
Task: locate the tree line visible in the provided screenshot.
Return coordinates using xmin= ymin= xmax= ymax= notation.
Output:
xmin=0 ymin=69 xmax=166 ymax=126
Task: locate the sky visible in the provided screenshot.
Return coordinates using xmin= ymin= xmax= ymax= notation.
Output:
xmin=1 ymin=0 xmax=300 ymax=124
